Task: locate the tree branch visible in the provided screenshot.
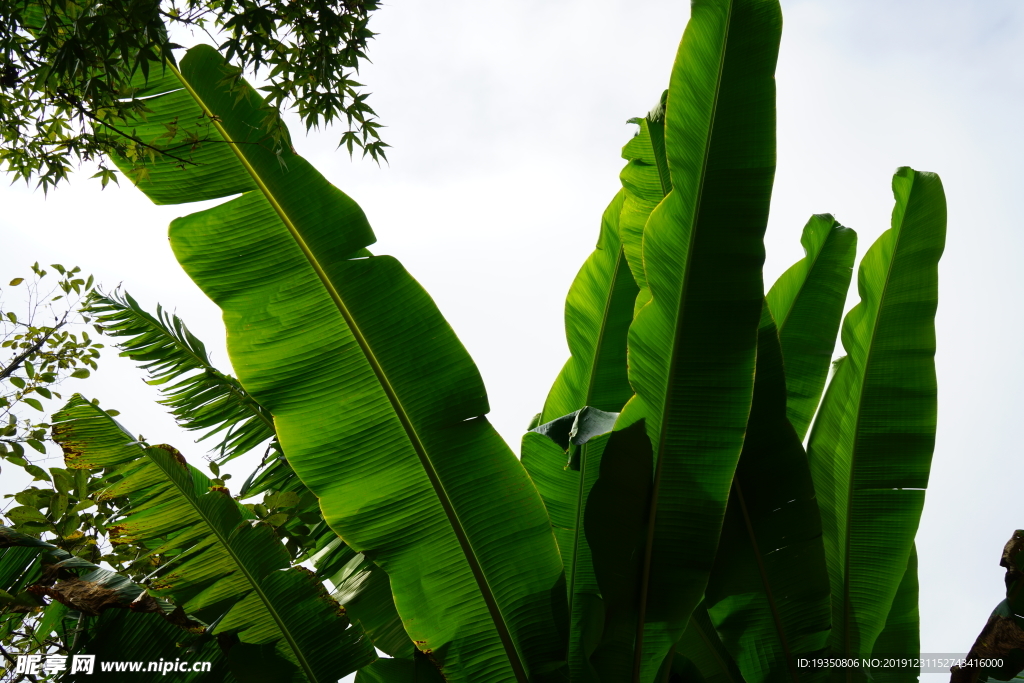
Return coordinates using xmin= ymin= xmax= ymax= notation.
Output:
xmin=0 ymin=319 xmax=64 ymax=381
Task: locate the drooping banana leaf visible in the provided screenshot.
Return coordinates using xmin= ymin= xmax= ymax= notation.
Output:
xmin=67 ymin=609 xmax=231 ymax=683
xmin=86 ymin=290 xmax=274 ymax=463
xmin=83 ymin=291 xmax=388 ymax=653
xmin=806 ymin=167 xmax=945 ymax=660
xmin=109 ymin=44 xmax=568 ymax=683
xmin=703 ymin=303 xmax=830 ymax=683
xmin=0 ymin=526 xmax=49 ymax=592
xmin=609 ymin=0 xmax=783 ymax=677
xmin=50 ymin=394 xmax=376 ymax=683
xmin=1 ymin=525 xmax=226 ymax=682
xmin=765 ymin=215 xmax=857 ymax=440
xmin=868 ymin=545 xmax=919 ymax=683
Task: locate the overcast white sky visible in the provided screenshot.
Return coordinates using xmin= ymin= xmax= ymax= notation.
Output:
xmin=2 ymin=0 xmax=1022 ymax=675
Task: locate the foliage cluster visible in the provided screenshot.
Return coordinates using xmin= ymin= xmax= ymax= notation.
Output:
xmin=0 ymin=0 xmax=385 ymax=192
xmin=0 ymin=264 xmax=101 ymax=476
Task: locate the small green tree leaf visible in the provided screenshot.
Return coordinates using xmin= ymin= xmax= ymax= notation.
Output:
xmin=9 ymin=278 xmax=24 ymax=286
xmin=24 ymin=465 xmax=52 ymax=482
xmin=6 ymin=505 xmax=50 ymax=524
xmin=264 ymin=513 xmax=289 ymax=527
xmin=50 ymin=468 xmax=75 ymax=494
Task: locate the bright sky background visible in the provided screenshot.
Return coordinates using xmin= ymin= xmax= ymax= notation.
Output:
xmin=2 ymin=0 xmax=1022 ymax=677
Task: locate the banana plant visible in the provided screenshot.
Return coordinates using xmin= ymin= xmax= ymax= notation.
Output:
xmin=0 ymin=0 xmax=951 ymax=681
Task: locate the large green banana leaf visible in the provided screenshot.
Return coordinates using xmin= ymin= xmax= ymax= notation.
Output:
xmin=539 ymin=101 xmax=671 ymax=425
xmin=51 ymin=394 xmax=376 ymax=682
xmin=609 ymin=0 xmax=783 ymax=677
xmin=704 ymin=303 xmax=830 ymax=683
xmin=110 ymin=44 xmax=567 ymax=683
xmin=806 ymin=167 xmax=945 ymax=660
xmin=765 ymin=215 xmax=857 ymax=440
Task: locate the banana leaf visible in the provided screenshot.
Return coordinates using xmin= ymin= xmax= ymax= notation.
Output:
xmin=326 ymin=541 xmax=415 ymax=660
xmin=109 ymin=44 xmax=567 ymax=683
xmin=806 ymin=167 xmax=945 ymax=659
xmin=51 ymin=394 xmax=376 ymax=683
xmin=540 ymin=97 xmax=670 ymax=426
xmin=0 ymin=526 xmax=49 ymax=592
xmin=765 ymin=215 xmax=857 ymax=440
xmin=540 ymin=190 xmax=636 ymax=423
xmin=1 ymin=525 xmax=225 ymax=681
xmin=67 ymin=609 xmax=231 ymax=683
xmin=609 ymin=0 xmax=783 ymax=677
xmin=704 ymin=303 xmax=830 ymax=683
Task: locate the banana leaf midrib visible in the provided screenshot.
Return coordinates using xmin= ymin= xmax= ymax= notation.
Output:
xmin=94 ymin=409 xmax=323 ymax=682
xmin=838 ymin=184 xmax=912 ymax=660
xmin=732 ymin=478 xmax=799 ymax=682
xmin=167 ymin=65 xmax=529 ymax=682
xmin=104 ymin=294 xmax=275 ymax=433
xmin=636 ymin=2 xmax=735 ymax=675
